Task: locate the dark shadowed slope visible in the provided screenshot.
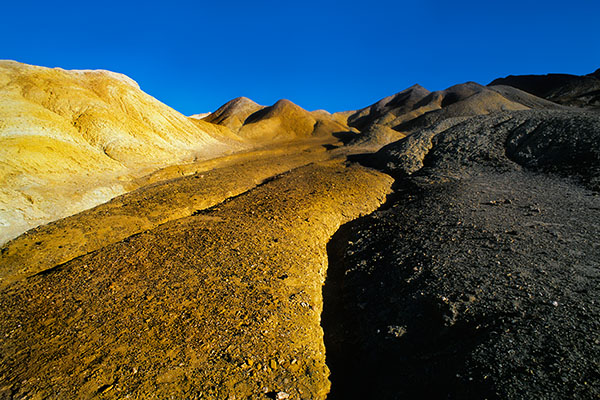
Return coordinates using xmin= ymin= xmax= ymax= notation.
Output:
xmin=323 ymin=109 xmax=600 ymax=399
xmin=490 ymin=70 xmax=600 ymax=109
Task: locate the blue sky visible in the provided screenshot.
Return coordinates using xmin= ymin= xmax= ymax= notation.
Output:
xmin=2 ymin=0 xmax=599 ymax=115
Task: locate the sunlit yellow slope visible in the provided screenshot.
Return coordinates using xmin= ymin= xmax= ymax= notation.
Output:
xmin=0 ymin=60 xmax=245 ymax=244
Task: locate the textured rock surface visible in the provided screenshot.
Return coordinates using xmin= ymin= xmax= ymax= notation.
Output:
xmin=324 ymin=109 xmax=600 ymax=399
xmin=0 ymin=139 xmax=339 ymax=288
xmin=0 ymin=152 xmax=393 ymax=400
xmin=372 ymin=110 xmax=600 ymax=188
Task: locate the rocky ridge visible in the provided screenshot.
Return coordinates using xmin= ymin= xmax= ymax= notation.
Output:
xmin=325 ymin=109 xmax=600 ymax=399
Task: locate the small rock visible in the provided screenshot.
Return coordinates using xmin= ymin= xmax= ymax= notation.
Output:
xmin=387 ymin=325 xmax=407 ymax=338
xmin=276 ymin=392 xmax=290 ymax=400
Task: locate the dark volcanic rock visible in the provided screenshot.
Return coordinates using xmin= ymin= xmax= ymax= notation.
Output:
xmin=489 ymin=71 xmax=600 ymax=109
xmin=323 ymin=109 xmax=600 ymax=399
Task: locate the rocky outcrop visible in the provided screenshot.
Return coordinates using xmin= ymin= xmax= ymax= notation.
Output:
xmin=372 ymin=110 xmax=600 ymax=188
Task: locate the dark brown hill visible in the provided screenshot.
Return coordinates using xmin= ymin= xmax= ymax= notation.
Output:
xmin=324 ymin=109 xmax=600 ymax=399
xmin=392 ymin=82 xmax=562 ymax=132
xmin=489 ymin=70 xmax=600 ymax=109
xmin=346 ymin=84 xmax=432 ymax=131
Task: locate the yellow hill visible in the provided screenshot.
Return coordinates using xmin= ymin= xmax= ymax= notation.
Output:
xmin=203 ymin=96 xmax=265 ymax=132
xmin=205 ymin=98 xmax=351 ymax=142
xmin=0 ymin=60 xmax=246 ymax=245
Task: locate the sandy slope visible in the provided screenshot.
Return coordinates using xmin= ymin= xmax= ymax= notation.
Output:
xmin=0 ymin=60 xmax=246 ymax=245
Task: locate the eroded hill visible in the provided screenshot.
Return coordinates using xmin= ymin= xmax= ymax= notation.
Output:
xmin=0 ymin=61 xmax=352 ymax=246
xmin=1 ymin=64 xmax=599 ymax=400
xmin=0 ymin=60 xmax=246 ymax=245
xmin=338 ymin=81 xmax=565 ymax=150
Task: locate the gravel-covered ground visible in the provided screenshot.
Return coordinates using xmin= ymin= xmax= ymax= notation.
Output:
xmin=323 ymin=110 xmax=600 ymax=399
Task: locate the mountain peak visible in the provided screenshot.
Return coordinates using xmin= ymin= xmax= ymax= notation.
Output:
xmin=271 ymin=98 xmax=299 ymax=110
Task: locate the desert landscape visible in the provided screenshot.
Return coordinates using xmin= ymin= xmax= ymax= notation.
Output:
xmin=0 ymin=60 xmax=599 ymax=399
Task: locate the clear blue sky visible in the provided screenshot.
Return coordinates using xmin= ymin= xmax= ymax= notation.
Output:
xmin=2 ymin=0 xmax=599 ymax=115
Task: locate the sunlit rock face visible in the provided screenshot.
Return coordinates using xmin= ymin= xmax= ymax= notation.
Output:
xmin=0 ymin=60 xmax=245 ymax=245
